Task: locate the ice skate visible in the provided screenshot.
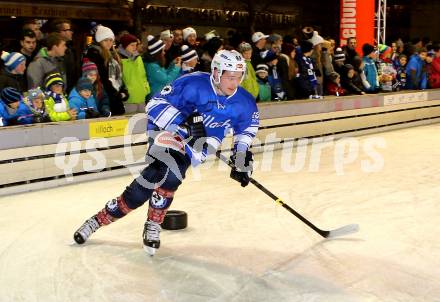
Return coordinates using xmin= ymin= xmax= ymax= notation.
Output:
xmin=73 ymin=216 xmax=101 ymax=244
xmin=143 ymin=219 xmax=161 ymax=256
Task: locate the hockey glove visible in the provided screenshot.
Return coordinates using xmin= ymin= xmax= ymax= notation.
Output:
xmin=230 ymin=150 xmax=253 ymax=187
xmin=181 ymin=113 xmax=207 ymax=152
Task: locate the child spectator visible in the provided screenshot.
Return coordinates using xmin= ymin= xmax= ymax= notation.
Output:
xmin=0 ymin=51 xmax=27 ymax=92
xmin=238 ymin=42 xmax=258 ymax=99
xmin=255 ymin=64 xmax=271 ymax=102
xmin=180 ymin=45 xmax=199 ymax=75
xmin=341 ymin=64 xmax=365 ymax=95
xmin=118 ymin=33 xmax=151 ymax=113
xmin=264 ymin=50 xmax=285 ymax=101
xmin=144 ymin=35 xmax=181 ymax=95
xmin=394 ymin=54 xmax=408 ymax=91
xmin=44 ymin=72 xmax=77 ymax=122
xmin=428 ymin=45 xmax=440 ymax=88
xmin=82 ymin=61 xmax=111 ymax=117
xmin=406 ymin=47 xmax=428 ymax=90
xmin=25 ymin=87 xmax=50 ymax=123
xmin=362 ymin=43 xmax=380 ymax=93
xmin=0 ymin=87 xmax=33 ymax=126
xmin=297 ymin=40 xmax=320 ymax=99
xmin=326 ymin=72 xmax=346 ymax=96
xmin=69 ymin=77 xmax=100 ymax=119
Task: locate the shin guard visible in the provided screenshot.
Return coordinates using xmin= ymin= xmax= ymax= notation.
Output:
xmin=147 ymin=188 xmax=175 ymax=224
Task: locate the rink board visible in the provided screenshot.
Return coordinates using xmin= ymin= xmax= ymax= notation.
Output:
xmin=1 ymin=90 xmax=440 ymax=195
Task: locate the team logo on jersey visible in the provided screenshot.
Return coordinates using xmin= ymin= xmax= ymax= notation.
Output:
xmin=160 ymin=85 xmax=173 ymax=96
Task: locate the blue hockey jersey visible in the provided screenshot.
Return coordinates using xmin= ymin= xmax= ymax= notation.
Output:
xmin=146 ymin=72 xmax=259 ymax=165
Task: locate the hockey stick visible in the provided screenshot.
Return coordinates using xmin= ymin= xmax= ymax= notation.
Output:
xmin=217 ymin=152 xmax=359 ymax=238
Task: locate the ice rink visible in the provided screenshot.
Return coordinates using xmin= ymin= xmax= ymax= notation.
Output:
xmin=1 ymin=124 xmax=440 ymax=302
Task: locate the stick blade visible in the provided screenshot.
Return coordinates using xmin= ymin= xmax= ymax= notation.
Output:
xmin=326 ymin=224 xmax=359 ymax=238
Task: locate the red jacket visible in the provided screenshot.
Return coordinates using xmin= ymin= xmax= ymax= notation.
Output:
xmin=429 ymin=57 xmax=440 ymax=88
xmin=326 ymin=82 xmax=347 ymax=96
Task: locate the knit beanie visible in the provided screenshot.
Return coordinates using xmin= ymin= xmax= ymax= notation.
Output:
xmin=308 ymin=31 xmax=324 ymax=46
xmin=238 ymin=42 xmax=252 ymax=53
xmin=1 ymin=51 xmax=26 ymax=72
xmin=255 ymin=64 xmax=269 ymax=75
xmin=76 ymin=77 xmax=93 ymax=92
xmin=44 ymin=72 xmax=64 ymax=90
xmin=82 ymin=60 xmax=98 ymax=76
xmin=300 ymin=40 xmax=314 ymax=54
xmin=182 ymin=27 xmax=197 ymax=41
xmin=120 ymin=34 xmax=138 ymax=49
xmin=1 ymin=87 xmax=22 ymax=104
xmin=362 ymin=43 xmax=375 ymax=56
xmin=334 ymin=47 xmax=346 ymax=62
xmin=180 ymin=45 xmax=198 ymax=63
xmin=147 ymin=35 xmax=165 ymax=55
xmin=95 ymin=25 xmax=115 ymax=43
xmin=28 ymin=87 xmax=45 ymax=101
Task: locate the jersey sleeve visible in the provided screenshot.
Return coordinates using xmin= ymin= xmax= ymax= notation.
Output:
xmin=146 ymin=79 xmax=196 ymax=132
xmin=233 ymin=99 xmax=259 ymax=152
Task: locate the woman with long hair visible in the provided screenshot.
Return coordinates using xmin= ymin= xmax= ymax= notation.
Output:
xmin=83 ymin=25 xmax=127 ymax=115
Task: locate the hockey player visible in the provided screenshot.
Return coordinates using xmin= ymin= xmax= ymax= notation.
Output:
xmin=73 ymin=50 xmax=259 ymax=255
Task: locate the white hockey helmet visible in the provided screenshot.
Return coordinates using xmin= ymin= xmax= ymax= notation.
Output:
xmin=210 ymin=49 xmax=246 ymax=84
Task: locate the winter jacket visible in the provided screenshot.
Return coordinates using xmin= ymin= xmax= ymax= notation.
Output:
xmin=341 ymin=75 xmax=364 ymax=95
xmin=63 ymin=41 xmax=80 ymax=93
xmin=362 ymin=56 xmax=379 ymax=92
xmin=27 ymin=47 xmax=66 ymax=89
xmin=68 ymin=88 xmax=99 ymax=119
xmin=44 ymin=92 xmax=72 ymax=122
xmin=406 ymin=54 xmax=427 ymax=90
xmin=0 ymin=99 xmax=34 ymax=126
xmin=429 ymin=57 xmax=440 ymax=88
xmin=240 ymin=60 xmax=259 ymax=99
xmin=268 ymin=65 xmax=286 ymax=100
xmin=296 ymin=55 xmax=318 ymax=98
xmin=326 ymin=82 xmax=347 ymax=96
xmin=84 ymin=44 xmax=126 ymax=115
xmin=0 ymin=68 xmax=27 ymax=93
xmin=256 ymin=77 xmax=271 ymax=102
xmin=144 ymin=60 xmax=181 ymax=95
xmin=119 ymin=46 xmax=151 ymax=104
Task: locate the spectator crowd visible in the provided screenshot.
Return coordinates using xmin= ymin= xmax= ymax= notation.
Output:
xmin=1 ymin=18 xmax=440 ymax=127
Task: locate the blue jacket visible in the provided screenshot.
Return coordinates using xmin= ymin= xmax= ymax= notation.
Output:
xmin=68 ymin=88 xmax=99 ymax=119
xmin=0 ymin=100 xmax=34 ymax=126
xmin=362 ymin=56 xmax=379 ymax=92
xmin=146 ymin=72 xmax=259 ymax=165
xmin=406 ymin=54 xmax=427 ymax=89
xmin=144 ymin=61 xmax=181 ymax=95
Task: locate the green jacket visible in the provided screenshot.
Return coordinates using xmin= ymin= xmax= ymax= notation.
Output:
xmin=257 ymin=79 xmax=272 ymax=102
xmin=240 ymin=60 xmax=259 ymax=99
xmin=44 ymin=94 xmax=71 ymax=122
xmin=121 ymin=55 xmax=151 ymax=104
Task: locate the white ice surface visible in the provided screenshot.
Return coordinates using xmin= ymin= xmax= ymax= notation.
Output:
xmin=1 ymin=124 xmax=440 ymax=302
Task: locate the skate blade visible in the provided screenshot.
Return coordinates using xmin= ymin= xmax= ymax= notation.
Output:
xmin=143 ymin=245 xmax=157 ymax=256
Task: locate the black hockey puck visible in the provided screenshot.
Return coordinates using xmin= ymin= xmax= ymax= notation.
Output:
xmin=161 ymin=210 xmax=188 ymax=230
